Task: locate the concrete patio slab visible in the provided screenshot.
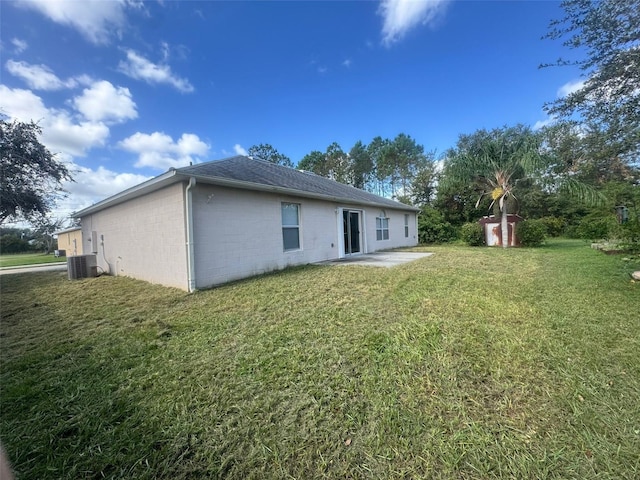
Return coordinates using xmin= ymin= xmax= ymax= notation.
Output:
xmin=318 ymin=251 xmax=433 ymax=268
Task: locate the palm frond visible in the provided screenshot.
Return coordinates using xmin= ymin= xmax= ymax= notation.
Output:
xmin=558 ymin=177 xmax=606 ymax=207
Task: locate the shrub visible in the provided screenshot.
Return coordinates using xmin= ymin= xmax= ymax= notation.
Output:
xmin=460 ymin=222 xmax=484 ymax=246
xmin=517 ymin=219 xmax=547 ymax=247
xmin=563 ymin=224 xmax=580 ymax=239
xmin=575 ymin=214 xmax=618 ymax=241
xmin=418 ymin=207 xmax=458 ymax=244
xmin=538 ymin=216 xmax=565 ymax=237
xmin=613 ymin=218 xmax=640 ymax=253
xmin=0 ymin=234 xmax=33 ymax=254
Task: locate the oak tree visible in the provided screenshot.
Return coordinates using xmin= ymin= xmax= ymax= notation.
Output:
xmin=543 ymin=0 xmax=640 ymax=157
xmin=0 ymin=119 xmax=72 ymax=225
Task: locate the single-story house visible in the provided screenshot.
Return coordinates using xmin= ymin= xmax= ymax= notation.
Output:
xmin=54 ymin=226 xmax=83 ymax=256
xmin=74 ymin=156 xmax=419 ymax=291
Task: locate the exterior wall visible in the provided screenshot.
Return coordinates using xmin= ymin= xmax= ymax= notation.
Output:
xmin=362 ymin=207 xmax=418 ymax=252
xmin=80 ymin=183 xmax=189 ymax=290
xmin=56 ymin=229 xmax=83 ymax=256
xmin=192 ymin=185 xmax=418 ymax=288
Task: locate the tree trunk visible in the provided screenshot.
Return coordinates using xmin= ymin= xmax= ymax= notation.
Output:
xmin=501 ymin=206 xmax=509 ymax=248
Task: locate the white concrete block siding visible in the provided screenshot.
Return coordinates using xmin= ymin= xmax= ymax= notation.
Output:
xmin=78 ymin=175 xmax=418 ymax=291
xmin=191 ymin=184 xmax=417 ymax=289
xmin=81 ymin=182 xmax=189 ymax=290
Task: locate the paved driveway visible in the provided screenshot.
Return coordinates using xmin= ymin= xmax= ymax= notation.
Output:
xmin=319 ymin=251 xmax=433 ymax=267
xmin=0 ymin=263 xmax=67 ymax=276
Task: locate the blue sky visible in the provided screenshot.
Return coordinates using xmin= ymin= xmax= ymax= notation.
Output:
xmin=0 ymin=0 xmax=583 ymax=220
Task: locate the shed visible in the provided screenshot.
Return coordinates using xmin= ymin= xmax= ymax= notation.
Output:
xmin=479 ymin=214 xmax=523 ymax=247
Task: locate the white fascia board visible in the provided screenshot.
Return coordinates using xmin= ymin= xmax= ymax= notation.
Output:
xmin=53 ymin=226 xmax=82 ymax=235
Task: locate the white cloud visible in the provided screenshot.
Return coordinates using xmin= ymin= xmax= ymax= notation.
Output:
xmin=0 ymin=85 xmax=110 ymax=157
xmin=5 ymin=60 xmax=88 ymax=90
xmin=72 ymin=80 xmax=137 ymax=123
xmin=119 ymin=131 xmax=209 ymax=170
xmin=379 ymin=0 xmax=451 ymax=46
xmin=175 ymin=133 xmax=208 ymax=157
xmin=18 ymin=0 xmax=132 ymax=45
xmin=557 ymin=79 xmax=585 ymax=98
xmin=161 ymin=41 xmax=170 ymax=62
xmin=118 ymin=49 xmax=194 ymax=93
xmin=0 ymin=84 xmax=48 ymax=120
xmin=47 ymin=116 xmax=110 ymax=156
xmin=11 ymin=38 xmax=28 ymax=54
xmin=233 ymin=144 xmax=248 ymax=155
xmin=342 ymin=59 xmax=352 ymax=68
xmin=533 ymin=118 xmax=555 ymax=130
xmin=58 ymin=164 xmax=150 ymax=216
xmin=533 ymin=78 xmax=588 ymax=130
xmin=71 ymin=166 xmax=148 ymax=199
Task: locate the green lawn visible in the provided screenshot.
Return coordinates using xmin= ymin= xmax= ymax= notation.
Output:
xmin=1 ymin=239 xmax=639 ymax=479
xmin=0 ymin=252 xmax=66 ymax=268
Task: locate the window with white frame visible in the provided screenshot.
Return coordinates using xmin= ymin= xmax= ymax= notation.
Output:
xmin=376 ymin=213 xmax=389 ymax=241
xmin=404 ymin=214 xmax=410 ymax=238
xmin=281 ymin=203 xmax=300 ymax=251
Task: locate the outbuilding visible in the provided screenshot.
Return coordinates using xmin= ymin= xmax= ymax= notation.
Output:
xmin=74 ymin=156 xmax=419 ymax=291
xmin=479 ymin=214 xmax=523 ymax=247
xmin=54 ymin=226 xmax=83 ymax=256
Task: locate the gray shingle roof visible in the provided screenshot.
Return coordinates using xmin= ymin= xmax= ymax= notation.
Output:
xmin=177 ymin=156 xmax=417 ymax=211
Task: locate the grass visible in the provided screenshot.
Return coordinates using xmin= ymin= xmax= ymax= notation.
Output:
xmin=1 ymin=239 xmax=639 ymax=479
xmin=0 ymin=252 xmax=66 ymax=268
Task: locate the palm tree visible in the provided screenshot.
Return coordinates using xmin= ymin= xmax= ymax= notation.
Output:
xmin=442 ymin=126 xmax=547 ymax=248
xmin=443 ymin=125 xmax=604 ymax=247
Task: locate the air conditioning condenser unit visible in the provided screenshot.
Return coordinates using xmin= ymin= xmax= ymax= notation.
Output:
xmin=67 ymin=254 xmax=98 ymax=280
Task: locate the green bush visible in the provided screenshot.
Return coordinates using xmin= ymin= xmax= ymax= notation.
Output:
xmin=517 ymin=220 xmax=547 ymax=247
xmin=613 ymin=218 xmax=640 ymax=253
xmin=0 ymin=234 xmax=33 ymax=254
xmin=563 ymin=224 xmax=580 ymax=239
xmin=460 ymin=222 xmax=484 ymax=246
xmin=538 ymin=216 xmax=565 ymax=237
xmin=575 ymin=214 xmax=618 ymax=241
xmin=418 ymin=207 xmax=458 ymax=244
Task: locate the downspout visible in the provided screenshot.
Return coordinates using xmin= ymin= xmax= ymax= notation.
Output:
xmin=185 ymin=177 xmax=196 ymax=292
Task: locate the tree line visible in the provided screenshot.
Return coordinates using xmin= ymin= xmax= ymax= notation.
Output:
xmin=248 ymin=120 xmax=638 ymax=245
xmin=244 ymin=0 xmax=639 ymax=248
xmin=247 ymin=136 xmax=436 ymax=206
xmin=1 ymin=0 xmax=637 ymax=250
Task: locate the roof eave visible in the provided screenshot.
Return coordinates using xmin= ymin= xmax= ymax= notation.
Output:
xmin=53 ymin=226 xmax=82 ymax=235
xmin=74 ymin=167 xmax=419 ymax=218
xmin=188 ymin=174 xmax=420 ymax=211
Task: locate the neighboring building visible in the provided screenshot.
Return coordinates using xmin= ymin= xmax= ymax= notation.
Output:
xmin=74 ymin=156 xmax=419 ymax=291
xmin=54 ymin=226 xmax=83 ymax=256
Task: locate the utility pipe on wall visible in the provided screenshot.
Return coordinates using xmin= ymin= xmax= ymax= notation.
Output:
xmin=185 ymin=177 xmax=196 ymax=292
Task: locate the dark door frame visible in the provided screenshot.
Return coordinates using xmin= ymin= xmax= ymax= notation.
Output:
xmin=342 ymin=209 xmax=362 ymax=255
